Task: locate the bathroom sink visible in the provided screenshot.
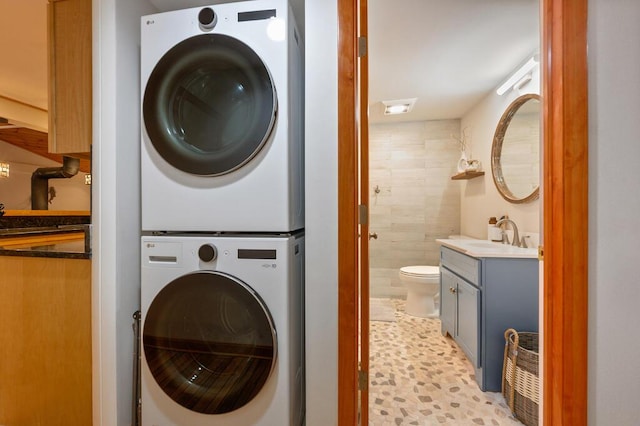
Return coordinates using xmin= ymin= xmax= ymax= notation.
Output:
xmin=467 ymin=242 xmax=503 ymax=249
xmin=436 ymin=238 xmax=538 ymax=258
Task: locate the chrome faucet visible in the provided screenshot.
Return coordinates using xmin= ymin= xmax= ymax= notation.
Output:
xmin=495 ymin=218 xmax=521 ymax=247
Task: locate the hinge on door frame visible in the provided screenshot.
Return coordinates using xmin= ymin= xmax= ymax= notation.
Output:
xmin=358 ymin=36 xmax=367 ymax=58
xmin=538 ymin=245 xmax=544 ymax=261
xmin=358 ymin=204 xmax=368 ymax=225
xmin=358 ymin=369 xmax=368 ymax=391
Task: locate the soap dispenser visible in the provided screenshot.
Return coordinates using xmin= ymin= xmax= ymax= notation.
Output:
xmin=488 ymin=217 xmax=502 ymax=242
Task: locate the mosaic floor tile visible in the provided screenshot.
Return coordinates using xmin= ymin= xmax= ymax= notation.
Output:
xmin=369 ymin=299 xmax=524 ymax=425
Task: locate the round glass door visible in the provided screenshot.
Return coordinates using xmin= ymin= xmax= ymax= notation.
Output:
xmin=143 ymin=271 xmax=277 ymax=414
xmin=143 ymin=34 xmax=277 ymax=176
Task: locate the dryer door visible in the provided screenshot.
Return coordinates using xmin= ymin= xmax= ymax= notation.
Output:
xmin=143 ymin=34 xmax=277 ymax=176
xmin=143 ymin=271 xmax=277 ymax=414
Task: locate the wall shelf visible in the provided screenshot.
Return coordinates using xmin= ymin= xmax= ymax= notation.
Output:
xmin=451 ymin=171 xmax=485 ymax=180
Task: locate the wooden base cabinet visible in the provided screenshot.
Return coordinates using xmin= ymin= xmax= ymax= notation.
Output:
xmin=440 ymin=246 xmax=538 ymax=391
xmin=0 ymin=256 xmax=92 ymax=425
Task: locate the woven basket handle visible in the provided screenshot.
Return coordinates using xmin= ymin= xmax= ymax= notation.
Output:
xmin=502 ymin=328 xmax=520 ymax=411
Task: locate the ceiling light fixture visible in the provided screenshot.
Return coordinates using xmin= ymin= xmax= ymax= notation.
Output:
xmin=382 ymin=98 xmax=417 ymax=115
xmin=496 ymin=55 xmax=539 ymax=96
xmin=0 ymin=162 xmax=9 ymax=178
xmin=512 ymin=74 xmax=533 ymax=93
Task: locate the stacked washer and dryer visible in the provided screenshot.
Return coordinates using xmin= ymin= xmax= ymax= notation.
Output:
xmin=139 ymin=1 xmax=304 ymax=425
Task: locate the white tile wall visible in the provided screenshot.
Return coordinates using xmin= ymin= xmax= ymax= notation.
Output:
xmin=369 ymin=120 xmax=462 ymax=298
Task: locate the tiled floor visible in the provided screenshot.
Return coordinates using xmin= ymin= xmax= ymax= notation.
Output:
xmin=368 ymin=299 xmax=524 ymax=425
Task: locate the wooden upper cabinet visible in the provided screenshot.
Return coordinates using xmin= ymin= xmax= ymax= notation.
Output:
xmin=48 ymin=0 xmax=92 ymax=155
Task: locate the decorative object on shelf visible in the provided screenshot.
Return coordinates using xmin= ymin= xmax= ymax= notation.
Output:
xmin=0 ymin=203 xmax=4 ymax=217
xmin=465 ymin=159 xmax=481 ymax=172
xmin=457 ymin=150 xmax=469 ymax=173
xmin=452 ymin=127 xmax=480 ymax=173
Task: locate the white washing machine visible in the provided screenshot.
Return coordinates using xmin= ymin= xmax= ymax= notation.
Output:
xmin=141 ymin=233 xmax=304 ymax=425
xmin=140 ymin=0 xmax=304 ymax=233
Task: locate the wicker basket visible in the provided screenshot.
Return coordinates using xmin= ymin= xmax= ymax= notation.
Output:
xmin=502 ymin=328 xmax=539 ymax=426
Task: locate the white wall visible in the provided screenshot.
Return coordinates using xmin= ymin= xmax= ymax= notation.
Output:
xmin=588 ymin=0 xmax=640 ymax=424
xmin=305 ymin=0 xmax=338 ymax=423
xmin=369 ymin=120 xmax=461 ymax=298
xmin=459 ymin=69 xmax=540 ymax=240
xmin=93 ymin=0 xmax=156 ymax=424
xmin=0 ymin=140 xmax=90 ymax=210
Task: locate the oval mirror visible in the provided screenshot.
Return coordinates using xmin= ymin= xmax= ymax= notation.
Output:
xmin=491 ymin=94 xmax=541 ymax=203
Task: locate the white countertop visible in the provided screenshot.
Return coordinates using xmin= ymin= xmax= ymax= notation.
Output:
xmin=436 ymin=238 xmax=538 ymax=259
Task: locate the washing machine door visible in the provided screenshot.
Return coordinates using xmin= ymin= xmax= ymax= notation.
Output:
xmin=143 ymin=34 xmax=277 ymax=176
xmin=143 ymin=271 xmax=277 ymax=414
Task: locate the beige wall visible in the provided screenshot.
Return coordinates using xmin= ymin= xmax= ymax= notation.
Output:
xmin=369 ymin=120 xmax=461 ymax=298
xmin=459 ymin=68 xmax=541 ymax=243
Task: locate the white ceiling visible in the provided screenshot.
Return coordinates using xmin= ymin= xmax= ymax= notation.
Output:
xmin=368 ymin=0 xmax=539 ymax=123
xmin=0 ymin=0 xmax=538 ymax=125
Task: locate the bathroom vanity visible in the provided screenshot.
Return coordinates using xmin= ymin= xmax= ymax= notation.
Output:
xmin=437 ymin=239 xmax=539 ymax=392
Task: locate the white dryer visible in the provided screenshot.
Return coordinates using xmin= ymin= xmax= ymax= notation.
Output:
xmin=140 ymin=233 xmax=304 ymax=425
xmin=140 ymin=0 xmax=304 ymax=233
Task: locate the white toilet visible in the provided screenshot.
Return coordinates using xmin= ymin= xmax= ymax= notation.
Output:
xmin=399 ymin=265 xmax=441 ymax=318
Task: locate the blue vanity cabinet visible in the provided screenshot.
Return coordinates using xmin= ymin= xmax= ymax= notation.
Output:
xmin=439 ymin=248 xmax=481 ymax=369
xmin=439 ymin=245 xmax=539 ymax=392
xmin=439 ymin=268 xmax=457 ymax=340
xmin=480 ymin=256 xmax=539 ymax=391
xmin=456 ymin=278 xmax=480 ymax=367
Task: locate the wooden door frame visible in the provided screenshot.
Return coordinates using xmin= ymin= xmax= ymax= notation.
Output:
xmin=541 ymin=0 xmax=588 ymax=424
xmin=337 ymin=0 xmax=360 ymax=422
xmin=358 ymin=0 xmax=370 ymax=424
xmin=337 ymin=0 xmax=589 ymax=424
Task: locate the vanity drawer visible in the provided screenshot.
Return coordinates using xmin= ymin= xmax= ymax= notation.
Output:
xmin=440 ymin=246 xmax=480 ymax=286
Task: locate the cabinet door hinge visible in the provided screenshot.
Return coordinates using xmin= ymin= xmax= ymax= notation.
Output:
xmin=358 ymin=204 xmax=368 ymax=225
xmin=358 ymin=370 xmax=368 ymax=391
xmin=538 ymin=245 xmax=544 ymax=261
xmin=358 ymin=36 xmax=367 ymax=58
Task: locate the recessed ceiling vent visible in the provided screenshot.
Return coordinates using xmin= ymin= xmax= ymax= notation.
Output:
xmin=382 ymin=98 xmax=417 ymax=115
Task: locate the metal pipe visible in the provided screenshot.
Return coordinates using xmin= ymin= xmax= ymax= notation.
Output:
xmin=31 ymin=156 xmax=80 ymax=210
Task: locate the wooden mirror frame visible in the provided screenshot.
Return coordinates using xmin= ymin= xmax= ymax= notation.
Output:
xmin=491 ymin=93 xmax=541 ymax=204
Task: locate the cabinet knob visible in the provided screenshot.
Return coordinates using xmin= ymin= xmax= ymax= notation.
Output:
xmin=449 ymin=287 xmax=456 ymax=293
xmin=368 ymin=232 xmax=378 ymax=240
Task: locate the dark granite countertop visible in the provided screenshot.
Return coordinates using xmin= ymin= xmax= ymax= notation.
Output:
xmin=0 ymin=211 xmax=90 ymax=229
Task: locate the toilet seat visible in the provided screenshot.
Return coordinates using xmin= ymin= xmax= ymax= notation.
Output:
xmin=400 ymin=265 xmax=440 ymax=279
